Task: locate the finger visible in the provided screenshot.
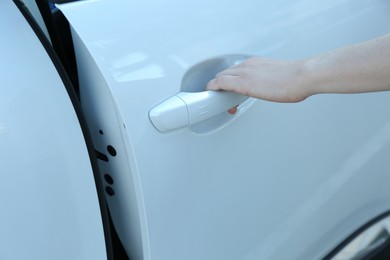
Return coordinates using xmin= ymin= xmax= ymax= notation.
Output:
xmin=206 ymin=78 xmax=220 ymax=90
xmin=207 ymin=75 xmax=242 ymax=92
xmin=215 ymin=68 xmax=241 ymax=77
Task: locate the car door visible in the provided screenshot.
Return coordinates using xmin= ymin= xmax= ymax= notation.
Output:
xmin=58 ymin=0 xmax=390 ymax=259
xmin=0 ymin=1 xmax=110 ymax=259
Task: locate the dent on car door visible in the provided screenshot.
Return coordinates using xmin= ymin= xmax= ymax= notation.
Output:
xmin=58 ymin=0 xmax=390 ymax=259
xmin=0 ymin=1 xmax=111 ymax=259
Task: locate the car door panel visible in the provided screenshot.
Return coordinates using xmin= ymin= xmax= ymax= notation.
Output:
xmin=0 ymin=1 xmax=108 ymax=259
xmin=58 ymin=1 xmax=390 ymax=259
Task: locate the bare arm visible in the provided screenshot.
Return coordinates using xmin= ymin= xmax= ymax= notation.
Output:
xmin=207 ymin=34 xmax=390 ymax=102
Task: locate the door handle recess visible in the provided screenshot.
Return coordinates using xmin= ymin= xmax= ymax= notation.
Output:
xmin=149 ymin=91 xmax=248 ymax=133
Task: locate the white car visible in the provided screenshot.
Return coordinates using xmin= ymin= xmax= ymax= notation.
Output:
xmin=1 ymin=0 xmax=390 ymax=259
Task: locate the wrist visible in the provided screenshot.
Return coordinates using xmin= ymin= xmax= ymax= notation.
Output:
xmin=291 ymin=59 xmax=317 ymax=101
xmin=300 ymin=58 xmax=323 ymax=98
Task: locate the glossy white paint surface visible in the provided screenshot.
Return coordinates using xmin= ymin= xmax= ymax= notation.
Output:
xmin=0 ymin=1 xmax=106 ymax=259
xmin=59 ymin=0 xmax=390 ymax=259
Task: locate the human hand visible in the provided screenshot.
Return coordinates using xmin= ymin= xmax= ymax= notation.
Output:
xmin=207 ymin=57 xmax=312 ymax=103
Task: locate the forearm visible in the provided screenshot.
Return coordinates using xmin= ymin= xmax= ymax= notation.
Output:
xmin=207 ymin=34 xmax=390 ymax=103
xmin=303 ymin=34 xmax=390 ymax=96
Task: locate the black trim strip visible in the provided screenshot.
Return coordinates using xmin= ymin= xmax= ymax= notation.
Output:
xmin=12 ymin=1 xmax=114 ymax=259
xmin=36 ymin=0 xmax=79 ymax=96
xmin=323 ymin=210 xmax=390 ymax=259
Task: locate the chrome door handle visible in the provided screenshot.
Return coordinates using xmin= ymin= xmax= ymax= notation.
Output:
xmin=149 ymin=91 xmax=248 ymax=133
xmin=150 ymin=54 xmax=250 ymax=133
